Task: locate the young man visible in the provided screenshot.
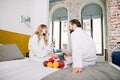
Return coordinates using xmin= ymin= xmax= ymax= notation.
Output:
xmin=63 ymin=19 xmax=97 ymax=74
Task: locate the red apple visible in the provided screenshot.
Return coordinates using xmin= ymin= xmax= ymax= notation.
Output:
xmin=57 ymin=60 xmax=65 ymax=68
xmin=48 ymin=57 xmax=54 ymax=63
xmin=43 ymin=61 xmax=48 ymax=67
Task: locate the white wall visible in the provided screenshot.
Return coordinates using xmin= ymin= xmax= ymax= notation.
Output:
xmin=0 ymin=0 xmax=49 ymax=35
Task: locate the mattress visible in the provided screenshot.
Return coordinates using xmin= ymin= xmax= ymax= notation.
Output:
xmin=0 ymin=58 xmax=120 ymax=80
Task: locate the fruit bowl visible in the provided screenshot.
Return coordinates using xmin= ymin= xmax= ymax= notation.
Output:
xmin=43 ymin=57 xmax=65 ymax=68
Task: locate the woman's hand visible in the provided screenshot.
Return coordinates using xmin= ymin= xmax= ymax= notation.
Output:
xmin=48 ymin=53 xmax=58 ymax=59
xmin=50 ymin=40 xmax=55 ymax=47
xmin=62 ymin=51 xmax=72 ymax=56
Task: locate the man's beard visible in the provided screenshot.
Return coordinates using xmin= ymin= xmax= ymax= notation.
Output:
xmin=70 ymin=30 xmax=74 ymax=33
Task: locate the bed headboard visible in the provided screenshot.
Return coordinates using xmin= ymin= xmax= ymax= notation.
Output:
xmin=0 ymin=44 xmax=24 ymax=62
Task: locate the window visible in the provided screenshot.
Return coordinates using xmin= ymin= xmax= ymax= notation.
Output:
xmin=83 ymin=18 xmax=103 ymax=54
xmin=49 ymin=7 xmax=68 ymax=49
xmin=81 ymin=4 xmax=103 ymax=55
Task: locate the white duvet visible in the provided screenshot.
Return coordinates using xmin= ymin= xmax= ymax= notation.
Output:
xmin=0 ymin=58 xmax=119 ymax=80
xmin=0 ymin=58 xmax=60 ymax=80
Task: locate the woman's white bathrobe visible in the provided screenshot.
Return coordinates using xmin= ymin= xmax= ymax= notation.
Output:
xmin=28 ymin=34 xmax=52 ymax=59
xmin=71 ymin=27 xmax=97 ymax=68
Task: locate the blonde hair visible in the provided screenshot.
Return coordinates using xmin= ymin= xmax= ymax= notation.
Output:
xmin=34 ymin=24 xmax=48 ymax=45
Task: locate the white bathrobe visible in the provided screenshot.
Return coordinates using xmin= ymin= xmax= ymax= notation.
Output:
xmin=71 ymin=27 xmax=97 ymax=68
xmin=28 ymin=34 xmax=52 ymax=59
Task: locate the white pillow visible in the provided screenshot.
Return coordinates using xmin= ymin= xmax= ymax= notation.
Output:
xmin=0 ymin=44 xmax=24 ymax=62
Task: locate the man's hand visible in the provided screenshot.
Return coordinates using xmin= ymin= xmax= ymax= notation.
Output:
xmin=71 ymin=67 xmax=83 ymax=74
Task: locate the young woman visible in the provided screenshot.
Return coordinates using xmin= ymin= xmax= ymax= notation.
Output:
xmin=28 ymin=24 xmax=58 ymax=60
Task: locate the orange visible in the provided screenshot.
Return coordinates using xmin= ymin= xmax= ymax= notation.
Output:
xmin=52 ymin=61 xmax=59 ymax=68
xmin=47 ymin=62 xmax=53 ymax=68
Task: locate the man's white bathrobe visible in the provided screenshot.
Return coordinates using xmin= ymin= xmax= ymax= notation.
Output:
xmin=71 ymin=27 xmax=97 ymax=68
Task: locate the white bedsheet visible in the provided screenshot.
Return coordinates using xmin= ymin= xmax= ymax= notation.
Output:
xmin=0 ymin=58 xmax=60 ymax=80
xmin=0 ymin=59 xmax=119 ymax=80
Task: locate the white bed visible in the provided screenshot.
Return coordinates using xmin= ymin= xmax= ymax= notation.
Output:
xmin=0 ymin=58 xmax=60 ymax=80
xmin=0 ymin=44 xmax=120 ymax=80
xmin=0 ymin=58 xmax=120 ymax=80
xmin=0 ymin=44 xmax=60 ymax=80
